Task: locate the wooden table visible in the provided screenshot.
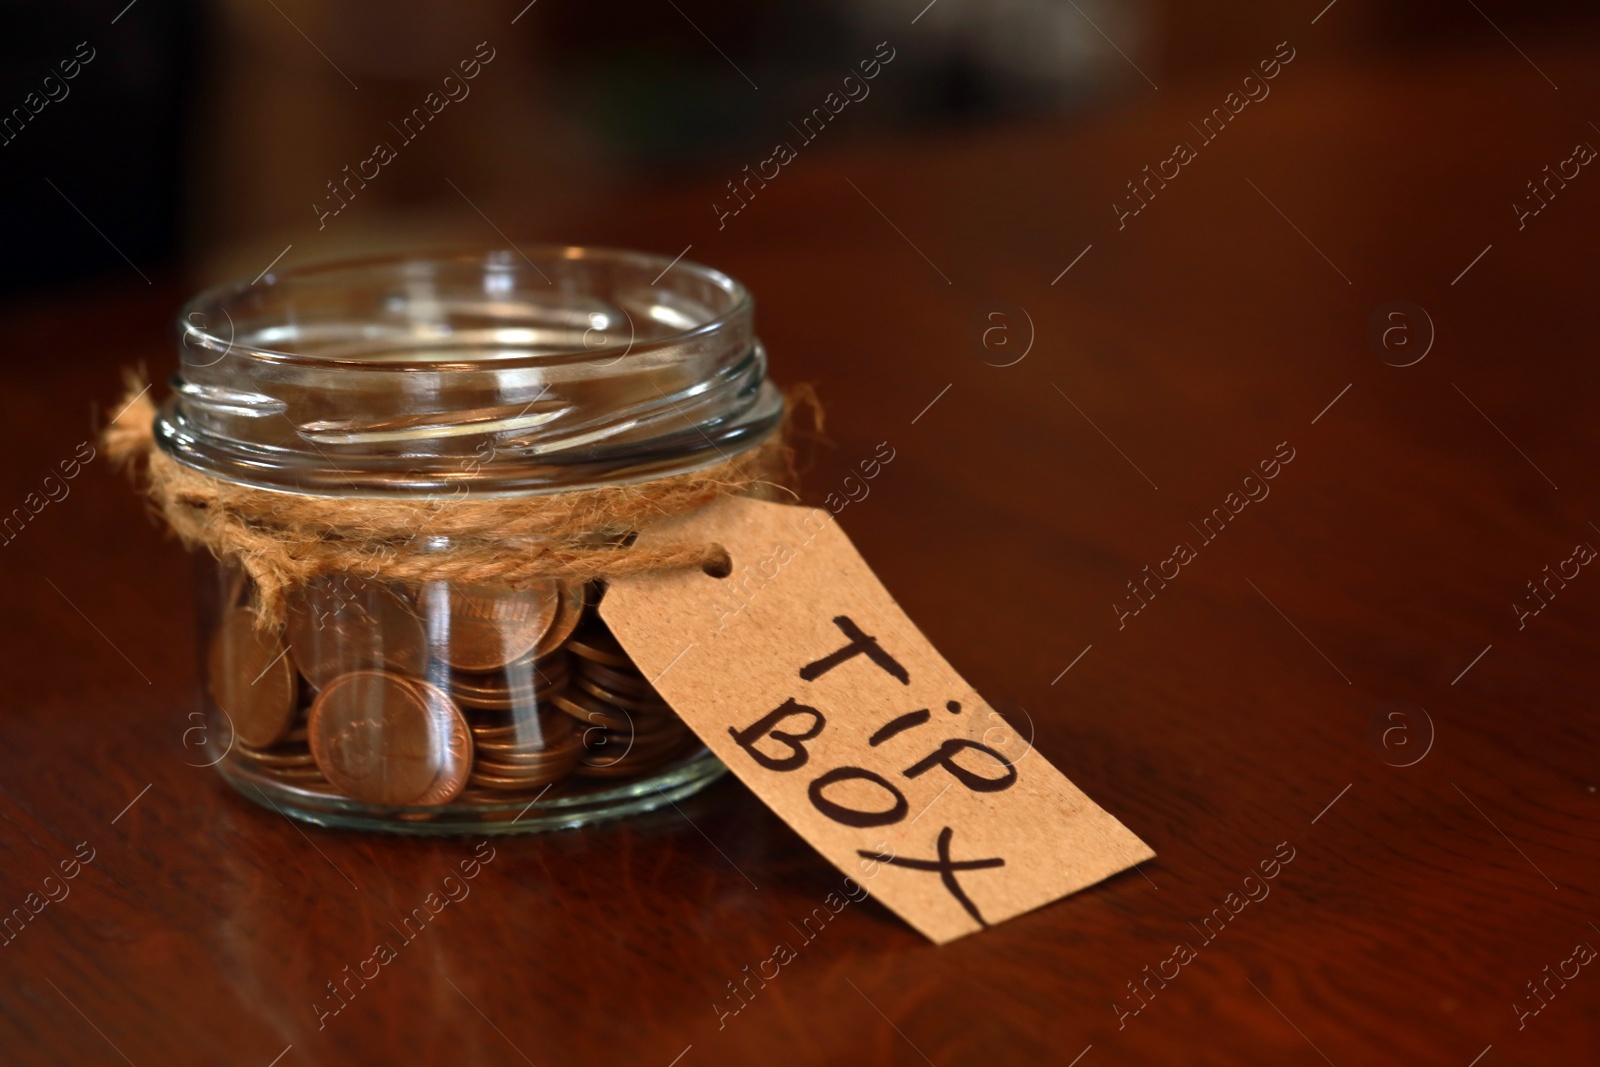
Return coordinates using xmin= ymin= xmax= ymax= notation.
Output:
xmin=3 ymin=37 xmax=1598 ymax=1067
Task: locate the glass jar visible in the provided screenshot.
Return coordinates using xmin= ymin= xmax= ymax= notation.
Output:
xmin=167 ymin=248 xmax=784 ymax=834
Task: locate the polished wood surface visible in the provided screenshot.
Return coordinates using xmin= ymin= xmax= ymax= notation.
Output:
xmin=4 ymin=39 xmax=1600 ymax=1067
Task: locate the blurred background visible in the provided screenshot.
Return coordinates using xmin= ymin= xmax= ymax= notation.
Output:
xmin=2 ymin=0 xmax=1597 ymax=296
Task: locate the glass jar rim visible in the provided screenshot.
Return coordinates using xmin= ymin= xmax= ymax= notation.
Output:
xmin=177 ymin=244 xmax=754 ymax=371
xmin=160 ymin=244 xmax=781 ymax=496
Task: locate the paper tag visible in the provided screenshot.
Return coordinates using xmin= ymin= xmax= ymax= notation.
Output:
xmin=601 ymin=498 xmax=1153 ymax=943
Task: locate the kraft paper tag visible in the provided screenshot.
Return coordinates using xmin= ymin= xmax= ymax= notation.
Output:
xmin=601 ymin=497 xmax=1154 ymax=943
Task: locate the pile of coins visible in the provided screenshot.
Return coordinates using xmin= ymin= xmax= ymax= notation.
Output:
xmin=560 ymin=622 xmax=696 ymax=778
xmin=458 ymin=657 xmax=583 ymax=800
xmin=205 ymin=575 xmax=700 ymax=809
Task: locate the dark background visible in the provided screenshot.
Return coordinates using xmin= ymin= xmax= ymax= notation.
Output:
xmin=4 ymin=3 xmax=1600 ymax=1066
xmin=4 ymin=0 xmax=1597 ymax=297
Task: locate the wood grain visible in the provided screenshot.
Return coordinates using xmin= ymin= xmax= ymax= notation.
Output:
xmin=2 ymin=39 xmax=1598 ymax=1067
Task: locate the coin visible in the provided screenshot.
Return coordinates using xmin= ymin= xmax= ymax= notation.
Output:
xmin=406 ymin=678 xmax=477 ymax=805
xmin=606 ymin=726 xmax=690 ymax=756
xmin=574 ymin=739 xmax=692 ymax=778
xmin=474 ymin=715 xmax=576 ymax=753
xmin=208 ymin=607 xmax=299 ymax=749
xmin=467 ymin=700 xmax=575 ymax=737
xmin=452 ymin=684 xmax=562 ymax=715
xmin=578 ymin=726 xmax=676 ymax=768
xmin=476 ymin=748 xmax=577 ymax=771
xmin=449 ymin=655 xmax=569 ymax=711
xmin=566 ymin=619 xmax=633 ymax=669
xmin=571 ymin=676 xmax=673 ymax=715
xmin=308 ymin=670 xmax=473 ymax=806
xmin=471 ymin=728 xmax=570 ymax=752
xmin=586 ymin=722 xmax=690 ymax=756
xmin=553 ymin=689 xmax=636 ymax=732
xmin=470 ymin=744 xmax=578 ymax=788
xmin=499 ymin=650 xmax=569 ymax=689
xmin=475 ymin=728 xmax=576 ymax=753
xmin=466 ymin=717 xmax=539 ymax=742
xmin=619 ymin=716 xmax=693 ymax=741
xmin=476 ymin=747 xmax=580 ymax=775
xmin=442 ymin=582 xmax=559 ymax=671
xmin=574 ymin=660 xmax=660 ymax=699
xmin=286 ymin=578 xmax=427 ymax=690
xmin=534 ymin=583 xmax=585 ymax=658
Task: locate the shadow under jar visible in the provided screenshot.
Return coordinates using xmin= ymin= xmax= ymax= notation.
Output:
xmin=170 ymin=247 xmax=783 ymax=834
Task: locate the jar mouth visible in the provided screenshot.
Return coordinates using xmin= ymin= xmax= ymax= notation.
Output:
xmin=178 ymin=245 xmax=753 ymax=370
xmin=161 ymin=246 xmax=781 ymax=497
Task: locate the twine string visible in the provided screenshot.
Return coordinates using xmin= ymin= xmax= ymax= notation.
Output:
xmin=105 ymin=378 xmax=800 ymax=627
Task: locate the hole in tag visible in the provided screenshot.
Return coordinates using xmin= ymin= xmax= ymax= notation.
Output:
xmin=701 ymin=545 xmax=732 ymax=579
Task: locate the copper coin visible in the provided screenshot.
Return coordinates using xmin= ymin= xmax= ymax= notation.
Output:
xmin=556 ymin=683 xmax=636 ymax=716
xmin=469 ymin=747 xmax=578 ymax=788
xmin=406 ymin=678 xmax=478 ymax=804
xmin=602 ymin=728 xmax=693 ymax=757
xmin=565 ymin=620 xmax=633 ymax=669
xmin=574 ymin=742 xmax=690 ymax=778
xmin=572 ymin=676 xmax=673 ymax=715
xmin=463 ymin=703 xmax=558 ymax=730
xmin=493 ymin=735 xmax=578 ymax=764
xmin=286 ymin=578 xmax=427 ymax=690
xmin=615 ymin=716 xmax=693 ymax=742
xmin=449 ymin=681 xmax=556 ymax=713
xmin=578 ymin=707 xmax=686 ymax=742
xmin=553 ymin=690 xmax=635 ymax=732
xmin=474 ymin=754 xmax=578 ymax=777
xmin=474 ymin=736 xmax=577 ymax=760
xmin=308 ymin=670 xmax=472 ymax=806
xmin=474 ymin=744 xmax=581 ymax=771
xmin=553 ymin=694 xmax=678 ymax=742
xmin=470 ymin=722 xmax=570 ymax=746
xmin=469 ymin=707 xmax=574 ymax=744
xmin=576 ymin=733 xmax=639 ymax=767
xmin=575 ymin=660 xmax=659 ymax=699
xmin=534 ymin=583 xmax=585 ymax=657
xmin=441 ymin=582 xmax=560 ymax=671
xmin=452 ymin=688 xmax=553 ymax=717
xmin=499 ymin=650 xmax=569 ymax=688
xmin=587 ymin=715 xmax=689 ymax=744
xmin=466 ymin=715 xmax=536 ymax=741
xmin=476 ymin=746 xmax=580 ymax=774
xmin=208 ymin=607 xmax=299 ymax=750
xmin=453 ymin=648 xmax=567 ymax=682
xmin=476 ymin=749 xmax=578 ymax=772
xmin=473 ymin=715 xmax=576 ymax=754
xmin=449 ymin=656 xmax=569 ymax=711
xmin=584 ymin=724 xmax=689 ymax=759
